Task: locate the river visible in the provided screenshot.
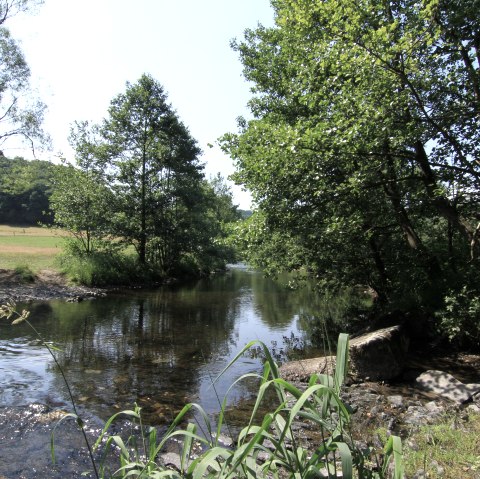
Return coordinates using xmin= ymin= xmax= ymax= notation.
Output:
xmin=0 ymin=265 xmax=333 ymax=477
xmin=0 ymin=264 xmax=328 ymax=420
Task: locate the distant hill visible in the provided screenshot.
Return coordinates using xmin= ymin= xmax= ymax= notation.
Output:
xmin=238 ymin=209 xmax=252 ymax=219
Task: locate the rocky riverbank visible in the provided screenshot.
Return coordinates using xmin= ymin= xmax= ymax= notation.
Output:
xmin=0 ymin=268 xmax=107 ymax=304
xmin=278 ymin=347 xmax=480 ymax=477
xmin=279 ymin=328 xmax=480 ymax=438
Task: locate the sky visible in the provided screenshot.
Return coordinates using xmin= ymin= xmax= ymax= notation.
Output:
xmin=6 ymin=0 xmax=275 ymax=209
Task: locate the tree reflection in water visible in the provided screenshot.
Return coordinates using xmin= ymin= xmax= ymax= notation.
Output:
xmin=1 ymin=266 xmax=335 ymax=426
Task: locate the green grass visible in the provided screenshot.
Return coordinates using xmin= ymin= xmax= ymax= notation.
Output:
xmin=0 ymin=224 xmax=65 ymax=271
xmin=0 ymin=235 xmax=63 ymax=247
xmin=13 ymin=264 xmax=36 ymax=283
xmin=403 ymin=413 xmax=480 ymax=478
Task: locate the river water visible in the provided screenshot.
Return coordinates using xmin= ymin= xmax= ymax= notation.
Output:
xmin=1 ymin=265 xmax=328 ymax=428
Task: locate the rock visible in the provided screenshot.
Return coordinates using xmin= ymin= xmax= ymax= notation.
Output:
xmin=280 ymin=325 xmax=409 ymax=382
xmin=467 ymin=404 xmax=480 ymax=413
xmin=279 ymin=355 xmax=337 ymax=382
xmin=415 ymin=370 xmax=478 ymax=404
xmin=412 ymin=470 xmax=427 ymax=479
xmin=387 ymin=395 xmax=404 ymax=408
xmin=348 ymin=325 xmax=409 ymax=381
xmin=159 ymin=452 xmax=182 ymax=471
xmin=424 ymin=401 xmax=445 ymax=413
xmin=430 ymin=459 xmax=445 ymax=476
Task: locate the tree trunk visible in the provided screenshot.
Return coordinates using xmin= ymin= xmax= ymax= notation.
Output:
xmin=414 ymin=141 xmax=477 ymax=255
xmin=382 ymin=143 xmax=442 ymax=280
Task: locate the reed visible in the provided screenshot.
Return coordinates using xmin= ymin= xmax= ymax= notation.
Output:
xmin=94 ymin=334 xmax=404 ymax=478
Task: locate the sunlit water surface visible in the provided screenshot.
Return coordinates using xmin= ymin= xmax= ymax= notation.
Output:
xmin=1 ymin=265 xmax=321 ymax=425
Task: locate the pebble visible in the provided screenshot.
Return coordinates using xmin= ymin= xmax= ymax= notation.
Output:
xmin=387 ymin=395 xmax=404 ymax=408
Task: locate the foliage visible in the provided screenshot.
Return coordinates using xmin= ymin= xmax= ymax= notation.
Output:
xmin=93 ymin=73 xmax=205 ymax=271
xmin=92 ymin=334 xmax=403 ymax=479
xmin=57 ymin=247 xmax=145 ymax=287
xmin=50 ymin=157 xmax=114 ymax=254
xmin=221 ymin=0 xmax=480 ymax=329
xmin=435 ymin=285 xmax=480 ymax=348
xmin=0 ymin=155 xmax=58 ymax=225
xmin=50 ymin=75 xmax=241 ymax=282
xmin=0 ymin=0 xmax=49 ymax=154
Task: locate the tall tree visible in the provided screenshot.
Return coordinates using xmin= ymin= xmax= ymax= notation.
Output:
xmin=222 ymin=0 xmax=480 ymax=312
xmin=99 ymin=74 xmax=203 ymax=269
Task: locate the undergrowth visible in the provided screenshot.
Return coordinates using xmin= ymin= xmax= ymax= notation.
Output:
xmin=402 ymin=412 xmax=480 ymax=478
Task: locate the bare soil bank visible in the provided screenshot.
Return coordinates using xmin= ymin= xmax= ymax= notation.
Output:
xmin=0 ymin=268 xmax=106 ymax=304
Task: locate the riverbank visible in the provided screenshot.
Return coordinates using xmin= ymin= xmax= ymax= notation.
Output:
xmin=0 ymin=268 xmax=107 ymax=304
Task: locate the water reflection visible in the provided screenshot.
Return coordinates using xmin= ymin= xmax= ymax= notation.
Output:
xmin=0 ymin=265 xmax=321 ymax=425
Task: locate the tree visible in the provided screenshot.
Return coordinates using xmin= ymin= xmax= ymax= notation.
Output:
xmin=222 ymin=0 xmax=480 ymax=315
xmin=0 ymin=154 xmax=57 ymax=224
xmin=98 ymin=74 xmax=203 ymax=270
xmin=49 ymin=121 xmax=116 ymax=254
xmin=50 ymin=164 xmax=114 ymax=254
xmin=0 ymin=0 xmax=48 ymax=154
xmin=55 ymin=74 xmax=239 ymax=279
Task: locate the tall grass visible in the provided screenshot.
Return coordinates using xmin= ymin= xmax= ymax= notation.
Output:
xmin=93 ymin=334 xmax=404 ymax=478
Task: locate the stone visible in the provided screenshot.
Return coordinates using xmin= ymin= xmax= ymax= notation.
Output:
xmin=387 ymin=395 xmax=404 ymax=408
xmin=424 ymin=401 xmax=445 ymax=413
xmin=404 ymin=404 xmax=444 ymax=426
xmin=348 ymin=325 xmax=409 ymax=381
xmin=467 ymin=404 xmax=480 ymax=413
xmin=280 ymin=325 xmax=409 ymax=382
xmin=465 ymin=383 xmax=480 ymax=397
xmin=412 ymin=470 xmax=427 ymax=479
xmin=159 ymin=452 xmax=183 ymax=471
xmin=279 ymin=355 xmax=337 ymax=382
xmin=415 ymin=370 xmax=477 ymax=404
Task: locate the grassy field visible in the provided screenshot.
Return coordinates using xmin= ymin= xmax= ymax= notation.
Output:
xmin=0 ymin=225 xmax=65 ymax=271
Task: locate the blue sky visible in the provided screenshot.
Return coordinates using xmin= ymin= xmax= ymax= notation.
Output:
xmin=6 ymin=0 xmax=275 ymax=208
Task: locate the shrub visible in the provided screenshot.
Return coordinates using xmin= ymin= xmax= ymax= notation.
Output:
xmin=435 ymin=286 xmax=480 ymax=348
xmin=58 ymin=250 xmax=147 ymax=287
xmin=14 ymin=264 xmax=36 ymax=283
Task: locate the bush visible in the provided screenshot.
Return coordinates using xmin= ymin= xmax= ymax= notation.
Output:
xmin=58 ymin=250 xmax=146 ymax=287
xmin=435 ymin=286 xmax=480 ymax=348
xmin=14 ymin=264 xmax=35 ymax=283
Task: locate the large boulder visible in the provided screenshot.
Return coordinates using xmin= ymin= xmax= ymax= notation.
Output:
xmin=348 ymin=324 xmax=409 ymax=381
xmin=279 ymin=355 xmax=337 ymax=382
xmin=280 ymin=325 xmax=409 ymax=382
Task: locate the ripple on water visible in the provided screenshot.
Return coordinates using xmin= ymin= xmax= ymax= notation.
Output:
xmin=0 ymin=339 xmax=54 ymax=406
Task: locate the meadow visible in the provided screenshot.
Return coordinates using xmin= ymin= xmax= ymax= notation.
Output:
xmin=0 ymin=225 xmax=65 ymax=271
